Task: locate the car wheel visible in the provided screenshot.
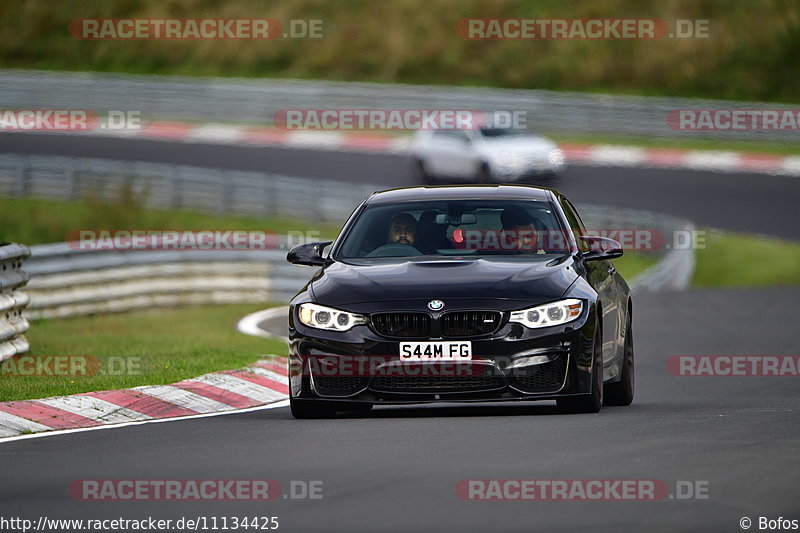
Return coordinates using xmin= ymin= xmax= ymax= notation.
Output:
xmin=604 ymin=307 xmax=634 ymax=406
xmin=524 ymin=171 xmax=558 ymax=186
xmin=557 ymin=324 xmax=603 ymax=414
xmin=542 ymin=171 xmax=560 ymax=186
xmin=290 ymin=398 xmax=336 ymax=419
xmin=476 ymin=162 xmax=492 ymax=184
xmin=413 ymin=158 xmax=436 ymax=184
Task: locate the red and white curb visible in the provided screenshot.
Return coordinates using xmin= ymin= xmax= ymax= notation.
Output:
xmin=0 ymin=357 xmax=289 ymax=440
xmin=6 ymin=121 xmax=799 ymax=176
xmin=559 ymin=144 xmax=800 ymax=175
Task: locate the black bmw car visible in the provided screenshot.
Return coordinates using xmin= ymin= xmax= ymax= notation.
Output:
xmin=286 ymin=185 xmax=633 ymax=418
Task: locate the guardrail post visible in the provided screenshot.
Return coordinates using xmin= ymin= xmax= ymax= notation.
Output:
xmin=218 ymin=173 xmax=232 ymax=214
xmin=66 ymin=160 xmax=79 ymax=200
xmin=16 ymin=158 xmax=28 ymax=197
xmin=0 ymin=243 xmax=32 ymax=361
xmin=169 ymin=170 xmax=181 ymax=209
xmin=264 ymin=175 xmax=277 ymax=216
xmin=307 ymin=180 xmax=319 ymax=223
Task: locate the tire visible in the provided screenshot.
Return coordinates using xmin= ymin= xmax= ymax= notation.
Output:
xmin=290 ymin=398 xmax=336 ymax=419
xmin=557 ymin=324 xmax=603 ymax=414
xmin=604 ymin=307 xmax=634 ymax=406
xmin=542 ymin=171 xmax=560 ymax=187
xmin=413 ymin=158 xmax=436 ymax=185
xmin=476 ymin=163 xmax=492 ymax=184
xmin=524 ymin=171 xmax=558 ymax=187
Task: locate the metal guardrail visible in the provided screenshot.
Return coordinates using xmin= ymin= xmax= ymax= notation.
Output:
xmin=1 ymin=69 xmax=795 ymax=142
xmin=21 ymin=205 xmax=693 ymax=319
xmin=24 ymin=243 xmax=315 ymax=319
xmin=0 ymin=154 xmax=374 ymax=223
xmin=0 ymin=243 xmax=31 ymax=361
xmin=578 ymin=205 xmax=695 ymax=292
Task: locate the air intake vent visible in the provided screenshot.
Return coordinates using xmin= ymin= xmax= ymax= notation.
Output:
xmin=371 ymin=313 xmax=431 ymax=338
xmin=441 ymin=311 xmax=502 ymax=338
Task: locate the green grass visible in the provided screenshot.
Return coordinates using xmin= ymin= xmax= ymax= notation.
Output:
xmin=693 ymin=231 xmax=800 ymax=287
xmin=613 ymin=252 xmax=660 ymax=281
xmin=0 ymin=0 xmax=799 ymax=103
xmin=0 ymin=304 xmax=287 ymax=402
xmin=0 ymin=196 xmax=342 ymax=245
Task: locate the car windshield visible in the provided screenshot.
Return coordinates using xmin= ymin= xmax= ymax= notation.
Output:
xmin=479 ymin=128 xmax=530 ymax=138
xmin=336 ymin=199 xmax=570 ymax=260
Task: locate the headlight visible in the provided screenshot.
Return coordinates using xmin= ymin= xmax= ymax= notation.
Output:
xmin=509 ymin=299 xmax=583 ymax=329
xmin=297 ymin=303 xmax=365 ymax=331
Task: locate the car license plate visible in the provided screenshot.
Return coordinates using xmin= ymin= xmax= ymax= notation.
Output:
xmin=399 ymin=341 xmax=472 ymax=360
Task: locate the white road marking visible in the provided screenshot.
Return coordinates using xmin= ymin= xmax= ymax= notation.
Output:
xmin=190 ymin=373 xmax=287 ymax=403
xmin=236 ymin=306 xmax=289 ymax=343
xmin=187 ymin=124 xmax=246 ymax=144
xmin=286 ymin=131 xmax=346 ymax=149
xmin=0 ymin=412 xmax=53 ymax=437
xmin=36 ymin=396 xmax=149 ymax=424
xmin=246 ymin=367 xmax=290 ymax=386
xmin=683 ymin=150 xmax=740 ymax=171
xmin=133 ymin=385 xmax=236 ymax=413
xmin=589 ymin=145 xmax=647 ymax=166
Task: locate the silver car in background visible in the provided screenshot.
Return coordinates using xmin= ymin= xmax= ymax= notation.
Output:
xmin=409 ymin=127 xmax=566 ymax=185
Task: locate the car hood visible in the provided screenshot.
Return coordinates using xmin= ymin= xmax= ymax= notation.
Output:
xmin=310 ymin=257 xmax=577 ymax=308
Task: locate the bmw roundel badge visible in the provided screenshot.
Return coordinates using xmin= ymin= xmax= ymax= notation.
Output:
xmin=428 ymin=299 xmax=445 ymax=311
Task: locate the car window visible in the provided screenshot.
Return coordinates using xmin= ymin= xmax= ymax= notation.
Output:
xmin=337 ymin=199 xmax=567 ymax=259
xmin=560 ymin=198 xmax=588 ymax=252
xmin=479 ymin=128 xmax=529 ymax=138
xmin=433 ymin=130 xmax=470 ymax=143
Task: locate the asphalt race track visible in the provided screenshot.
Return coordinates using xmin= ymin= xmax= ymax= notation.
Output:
xmin=2 ymin=134 xmax=799 ymax=532
xmin=2 ymin=132 xmax=799 ymax=239
xmin=0 ymin=288 xmax=798 ymax=532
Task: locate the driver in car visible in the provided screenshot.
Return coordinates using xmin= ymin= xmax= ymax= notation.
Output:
xmin=387 ymin=212 xmax=417 ymax=247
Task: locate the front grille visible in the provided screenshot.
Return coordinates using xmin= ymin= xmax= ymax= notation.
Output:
xmin=441 ymin=311 xmax=502 ymax=337
xmin=313 ymin=376 xmax=367 ymax=397
xmin=370 ymin=372 xmax=505 ymax=393
xmin=371 ymin=313 xmax=431 ymax=338
xmin=511 ymin=355 xmax=568 ymax=393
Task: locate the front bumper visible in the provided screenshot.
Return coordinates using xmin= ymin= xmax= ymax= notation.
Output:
xmin=490 ymin=155 xmax=565 ymax=181
xmin=288 ymin=304 xmax=598 ymax=405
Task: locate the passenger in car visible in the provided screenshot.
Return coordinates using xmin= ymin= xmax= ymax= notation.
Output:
xmin=500 ymin=206 xmax=543 ymax=253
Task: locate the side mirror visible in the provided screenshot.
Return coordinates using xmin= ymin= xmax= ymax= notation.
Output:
xmin=287 ymin=241 xmax=332 ymax=266
xmin=578 ymin=236 xmax=623 ymax=261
